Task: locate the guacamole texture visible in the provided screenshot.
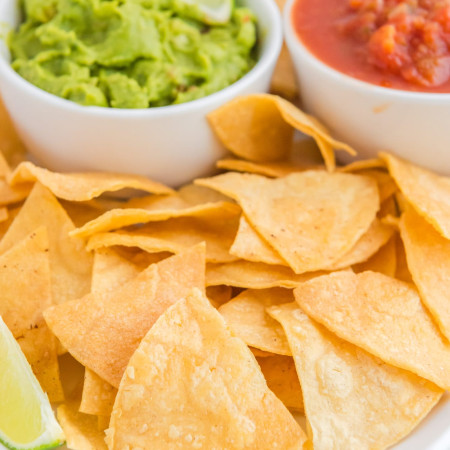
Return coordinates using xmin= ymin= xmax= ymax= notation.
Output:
xmin=9 ymin=0 xmax=257 ymax=108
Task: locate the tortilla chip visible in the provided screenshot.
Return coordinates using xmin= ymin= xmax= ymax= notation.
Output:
xmin=230 ymin=216 xmax=287 ymax=265
xmin=250 ymin=348 xmax=274 ymax=358
xmin=207 ymin=95 xmax=294 ymax=162
xmin=294 ymin=271 xmax=450 ymax=390
xmin=268 ymin=303 xmax=443 ymax=449
xmin=218 ymin=288 xmax=292 ymax=355
xmin=339 ymin=158 xmax=386 ymax=172
xmin=197 ymin=171 xmax=379 ymax=273
xmin=257 ymin=355 xmax=303 ymax=412
xmin=0 ymin=180 xmax=30 ymax=206
xmin=0 ymin=207 xmax=7 ymax=222
xmin=270 ymin=43 xmax=299 ymax=100
xmin=80 ymin=370 xmax=117 ymax=417
xmin=59 ymin=353 xmax=86 ymax=401
xmin=216 ymin=159 xmax=315 ymax=178
xmin=378 ymin=195 xmax=399 ymax=218
xmin=358 ymin=169 xmax=398 ymax=203
xmin=9 ymin=161 xmax=172 ymax=201
xmin=0 ymin=183 xmax=93 ymax=305
xmin=380 ymin=152 xmax=450 ymax=239
xmin=44 ymin=244 xmax=206 ymax=388
xmin=206 ymin=285 xmax=233 ymax=308
xmin=71 ymin=201 xmax=240 ymax=239
xmin=395 ymin=235 xmax=413 ymax=283
xmin=57 ymin=401 xmax=108 ymax=450
xmin=353 ymin=236 xmax=397 ymax=277
xmin=0 ymin=206 xmax=20 ymax=241
xmin=0 ymin=95 xmax=26 ymax=166
xmin=325 ymin=219 xmax=394 ymax=270
xmin=400 ymin=206 xmax=450 ymax=341
xmin=106 ymin=288 xmax=307 ymax=449
xmin=18 ymin=325 xmax=64 ymax=403
xmin=206 ymin=260 xmax=327 ymax=289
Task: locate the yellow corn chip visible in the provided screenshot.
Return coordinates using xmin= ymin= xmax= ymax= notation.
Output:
xmin=395 ymin=235 xmax=413 ymax=283
xmin=197 ymin=171 xmax=379 ymax=273
xmin=206 ymin=285 xmax=233 ymax=308
xmin=208 ymin=95 xmax=294 ymax=162
xmin=0 ymin=95 xmax=26 ymax=166
xmin=206 ymin=260 xmax=327 ymax=289
xmin=250 ymin=348 xmax=274 ymax=358
xmin=270 ymin=43 xmax=299 ymax=100
xmin=71 ymin=201 xmax=240 ymax=238
xmin=353 ymin=236 xmax=397 ymax=277
xmin=257 ymin=355 xmax=304 ymax=412
xmin=9 ymin=161 xmax=172 ymax=200
xmin=294 ymin=271 xmax=450 ymax=390
xmin=45 ymin=244 xmax=206 ymax=388
xmin=57 ymin=401 xmax=108 ymax=450
xmin=268 ymin=303 xmax=443 ymax=449
xmin=380 ymin=152 xmax=450 ymax=239
xmin=358 ymin=169 xmax=398 ymax=203
xmin=0 ymin=183 xmax=93 ymax=305
xmin=0 ymin=180 xmax=30 ymax=206
xmin=107 ymin=288 xmax=307 ymax=449
xmin=80 ymin=370 xmax=117 ymax=417
xmin=400 ymin=206 xmax=450 ymax=341
xmin=339 ymin=158 xmax=386 ymax=173
xmin=219 ymin=288 xmax=292 ymax=355
xmin=0 ymin=207 xmax=7 ymax=222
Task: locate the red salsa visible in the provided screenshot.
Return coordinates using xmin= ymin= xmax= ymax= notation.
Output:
xmin=293 ymin=0 xmax=450 ymax=92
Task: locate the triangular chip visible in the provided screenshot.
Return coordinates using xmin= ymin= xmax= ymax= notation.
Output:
xmin=106 ymin=288 xmax=307 ymax=449
xmin=206 ymin=260 xmax=327 ymax=289
xmin=294 ymin=271 xmax=450 ymax=390
xmin=197 ymin=171 xmax=378 ymax=273
xmin=71 ymin=201 xmax=240 ymax=238
xmin=257 ymin=355 xmax=304 ymax=412
xmin=268 ymin=303 xmax=442 ymax=449
xmin=9 ymin=161 xmax=172 ymax=200
xmin=218 ymin=288 xmax=292 ymax=355
xmin=0 ymin=95 xmax=26 ymax=165
xmin=400 ymin=206 xmax=450 ymax=341
xmin=353 ymin=236 xmax=397 ymax=277
xmin=0 ymin=183 xmax=93 ymax=305
xmin=45 ymin=244 xmax=206 ymax=388
xmin=0 ymin=227 xmax=63 ymax=401
xmin=380 ymin=152 xmax=450 ymax=239
xmin=216 ymin=159 xmax=317 ymax=177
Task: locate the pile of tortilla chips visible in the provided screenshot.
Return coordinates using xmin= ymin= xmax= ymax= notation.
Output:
xmin=1 ymin=92 xmax=450 ymax=450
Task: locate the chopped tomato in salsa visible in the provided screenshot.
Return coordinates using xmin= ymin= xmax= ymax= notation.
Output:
xmin=293 ymin=0 xmax=450 ymax=91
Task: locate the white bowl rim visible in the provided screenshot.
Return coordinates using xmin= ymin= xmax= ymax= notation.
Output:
xmin=0 ymin=0 xmax=283 ymax=117
xmin=283 ymin=0 xmax=450 ymax=102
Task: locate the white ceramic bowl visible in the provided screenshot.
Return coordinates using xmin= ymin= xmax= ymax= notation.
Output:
xmin=0 ymin=0 xmax=282 ymax=187
xmin=284 ymin=0 xmax=450 ymax=175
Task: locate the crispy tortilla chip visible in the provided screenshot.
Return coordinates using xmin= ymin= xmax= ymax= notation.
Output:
xmin=294 ymin=271 xmax=450 ymax=390
xmin=250 ymin=348 xmax=274 ymax=358
xmin=216 ymin=159 xmax=316 ymax=178
xmin=219 ymin=288 xmax=292 ymax=355
xmin=0 ymin=206 xmax=20 ymax=241
xmin=18 ymin=325 xmax=64 ymax=402
xmin=208 ymin=94 xmax=355 ymax=170
xmin=197 ymin=171 xmax=379 ymax=273
xmin=9 ymin=161 xmax=172 ymax=201
xmin=339 ymin=158 xmax=386 ymax=173
xmin=0 ymin=183 xmax=93 ymax=305
xmin=59 ymin=353 xmax=86 ymax=400
xmin=106 ymin=288 xmax=307 ymax=449
xmin=395 ymin=235 xmax=413 ymax=283
xmin=378 ymin=195 xmax=398 ymax=218
xmin=71 ymin=201 xmax=240 ymax=239
xmin=270 ymin=44 xmax=299 ymax=100
xmin=206 ymin=285 xmax=233 ymax=308
xmin=0 ymin=95 xmax=26 ymax=166
xmin=380 ymin=152 xmax=450 ymax=239
xmin=230 ymin=216 xmax=287 ymax=265
xmin=400 ymin=206 xmax=450 ymax=341
xmin=0 ymin=227 xmax=63 ymax=401
xmin=353 ymin=236 xmax=397 ymax=277
xmin=57 ymin=401 xmax=108 ymax=450
xmin=325 ymin=219 xmax=394 ymax=270
xmin=206 ymin=260 xmax=327 ymax=289
xmin=268 ymin=303 xmax=443 ymax=449
xmin=45 ymin=244 xmax=206 ymax=388
xmin=358 ymin=169 xmax=398 ymax=203
xmin=0 ymin=180 xmax=30 ymax=206
xmin=80 ymin=370 xmax=117 ymax=417
xmin=257 ymin=355 xmax=303 ymax=412
xmin=208 ymin=95 xmax=294 ymax=162
xmin=0 ymin=207 xmax=7 ymax=222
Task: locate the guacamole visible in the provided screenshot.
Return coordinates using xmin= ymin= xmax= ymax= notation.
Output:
xmin=9 ymin=0 xmax=257 ymax=108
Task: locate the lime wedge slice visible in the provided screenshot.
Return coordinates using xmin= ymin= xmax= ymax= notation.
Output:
xmin=0 ymin=316 xmax=64 ymax=450
xmin=174 ymin=0 xmax=233 ymax=24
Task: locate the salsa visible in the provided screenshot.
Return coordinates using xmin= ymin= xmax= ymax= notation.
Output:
xmin=293 ymin=0 xmax=450 ymax=92
xmin=9 ymin=0 xmax=258 ymax=108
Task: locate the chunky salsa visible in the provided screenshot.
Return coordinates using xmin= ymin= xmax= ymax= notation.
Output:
xmin=9 ymin=0 xmax=258 ymax=108
xmin=293 ymin=0 xmax=450 ymax=92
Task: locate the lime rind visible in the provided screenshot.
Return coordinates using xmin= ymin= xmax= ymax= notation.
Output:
xmin=0 ymin=317 xmax=65 ymax=450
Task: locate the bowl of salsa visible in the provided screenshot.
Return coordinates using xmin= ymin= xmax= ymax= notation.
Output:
xmin=284 ymin=0 xmax=450 ymax=173
xmin=0 ymin=0 xmax=282 ymax=186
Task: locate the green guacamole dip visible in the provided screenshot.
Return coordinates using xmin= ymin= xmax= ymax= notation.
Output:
xmin=9 ymin=0 xmax=257 ymax=108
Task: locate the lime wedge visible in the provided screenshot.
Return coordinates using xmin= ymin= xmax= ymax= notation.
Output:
xmin=0 ymin=316 xmax=64 ymax=450
xmin=174 ymin=0 xmax=233 ymax=24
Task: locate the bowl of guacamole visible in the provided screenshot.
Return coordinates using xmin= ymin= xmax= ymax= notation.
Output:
xmin=0 ymin=0 xmax=282 ymax=185
xmin=8 ymin=0 xmax=259 ymax=109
